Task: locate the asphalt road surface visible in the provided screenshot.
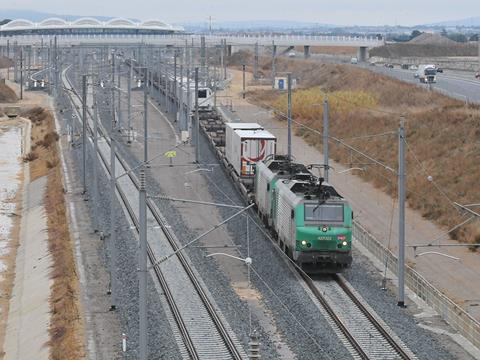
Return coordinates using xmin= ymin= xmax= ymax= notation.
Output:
xmin=362 ymin=64 xmax=480 ymax=104
xmin=310 ymin=53 xmax=480 ymax=103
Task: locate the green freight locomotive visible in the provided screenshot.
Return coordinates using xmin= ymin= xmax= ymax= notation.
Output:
xmin=254 ymin=155 xmax=353 ymax=273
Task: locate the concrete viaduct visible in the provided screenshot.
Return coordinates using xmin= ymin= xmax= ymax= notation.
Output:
xmin=0 ymin=18 xmax=384 ymax=62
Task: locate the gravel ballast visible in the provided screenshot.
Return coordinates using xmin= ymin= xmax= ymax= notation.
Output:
xmin=63 ymin=62 xmax=472 ymax=360
xmin=56 ymin=78 xmax=182 ymax=359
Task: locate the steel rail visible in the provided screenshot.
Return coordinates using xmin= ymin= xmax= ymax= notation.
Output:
xmin=63 ymin=66 xmax=243 ymax=359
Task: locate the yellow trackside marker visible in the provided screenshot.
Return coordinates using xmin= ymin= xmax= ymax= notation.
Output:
xmin=164 ymin=150 xmax=176 ymax=166
xmin=164 ymin=150 xmax=177 ymax=158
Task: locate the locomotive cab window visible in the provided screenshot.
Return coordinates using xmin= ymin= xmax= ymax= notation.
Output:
xmin=198 ymin=89 xmax=208 ymax=98
xmin=304 ymin=204 xmax=344 ymax=222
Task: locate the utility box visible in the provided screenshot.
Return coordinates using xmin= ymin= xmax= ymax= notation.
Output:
xmin=225 ymin=123 xmax=276 ymax=178
xmin=274 ymin=76 xmax=297 ymax=90
xmin=181 ymin=130 xmax=189 ymax=143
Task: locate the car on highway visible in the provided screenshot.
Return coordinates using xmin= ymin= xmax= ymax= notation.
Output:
xmin=384 ymin=63 xmax=394 ymax=68
xmin=409 ymin=65 xmax=418 ymax=70
xmin=436 ymin=67 xmax=444 ymax=73
xmin=350 ymin=57 xmax=358 ymax=64
xmin=475 ymin=72 xmax=480 ymax=79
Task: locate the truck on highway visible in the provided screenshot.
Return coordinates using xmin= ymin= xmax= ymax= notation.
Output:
xmin=417 ymin=64 xmax=437 ymax=84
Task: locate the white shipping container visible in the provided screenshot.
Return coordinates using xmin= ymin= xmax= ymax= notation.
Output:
xmin=225 ymin=123 xmax=263 ymax=164
xmin=228 ymin=129 xmax=276 ymax=177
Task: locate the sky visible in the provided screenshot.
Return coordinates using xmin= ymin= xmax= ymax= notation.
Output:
xmin=0 ymin=0 xmax=478 ymax=26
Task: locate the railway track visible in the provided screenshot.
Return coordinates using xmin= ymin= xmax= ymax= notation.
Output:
xmin=181 ymin=73 xmax=416 ymax=359
xmin=61 ymin=65 xmax=246 ymax=360
xmin=62 ymin=55 xmax=417 ymax=360
xmin=300 ymin=271 xmax=416 ymax=360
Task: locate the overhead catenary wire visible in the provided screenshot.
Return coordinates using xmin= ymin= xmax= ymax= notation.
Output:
xmin=255 ymin=93 xmax=475 ymax=228
xmin=254 ymin=101 xmax=397 ymax=173
xmin=403 ymin=138 xmax=458 ymax=211
xmin=249 ymin=265 xmax=334 ymax=359
xmin=198 ymin=173 xmax=340 ymax=357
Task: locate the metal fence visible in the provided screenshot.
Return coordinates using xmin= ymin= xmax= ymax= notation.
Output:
xmin=353 ymin=221 xmax=480 ymax=349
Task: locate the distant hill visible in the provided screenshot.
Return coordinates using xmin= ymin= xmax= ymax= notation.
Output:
xmin=370 ymin=42 xmax=478 ymax=58
xmin=425 ymin=17 xmax=480 ymax=27
xmin=179 ymin=20 xmax=336 ymax=32
xmin=0 ymin=9 xmax=134 ymax=22
xmin=408 ymin=33 xmax=456 ymax=45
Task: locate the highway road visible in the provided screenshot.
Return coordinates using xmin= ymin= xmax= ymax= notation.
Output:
xmin=363 ymin=64 xmax=480 ymax=104
xmin=310 ymin=53 xmax=480 ymax=103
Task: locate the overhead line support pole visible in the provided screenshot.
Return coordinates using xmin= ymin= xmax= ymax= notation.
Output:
xmin=254 ymin=42 xmax=259 ymax=80
xmin=287 ymin=73 xmax=292 ymax=161
xmin=323 ymin=96 xmax=329 ymax=182
xmin=194 ymin=67 xmax=200 ymax=163
xmin=20 ymin=47 xmax=23 ymax=100
xmin=109 ymin=136 xmax=117 ymax=311
xmin=271 ymin=41 xmax=276 ymax=89
xmin=127 ymin=60 xmax=132 ymax=143
xmin=111 ymin=53 xmax=116 ymax=128
xmin=117 ymin=59 xmax=122 ymax=130
xmin=144 ymin=69 xmax=149 ymax=164
xmin=139 ymin=169 xmax=148 ymax=360
xmin=242 ymin=64 xmax=246 ymax=99
xmin=398 ymin=117 xmax=406 ymax=307
xmin=82 ymin=74 xmax=87 ymax=195
xmin=174 ymin=51 xmax=178 ymax=122
xmin=92 ymin=92 xmax=100 ymax=232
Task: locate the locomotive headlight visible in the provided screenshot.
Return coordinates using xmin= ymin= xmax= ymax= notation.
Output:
xmin=322 ymin=226 xmax=328 ymax=232
xmin=301 ymin=240 xmax=307 ymax=246
xmin=342 ymin=241 xmax=348 ymax=246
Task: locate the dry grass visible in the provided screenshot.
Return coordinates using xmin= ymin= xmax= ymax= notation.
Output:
xmin=22 ymin=107 xmax=85 ymax=359
xmin=21 ymin=107 xmax=59 ymax=180
xmin=45 ymin=164 xmax=84 ymax=360
xmin=0 ymin=57 xmax=12 ymax=69
xmin=245 ymin=58 xmax=480 ymax=245
xmin=0 ymin=83 xmax=17 ymax=103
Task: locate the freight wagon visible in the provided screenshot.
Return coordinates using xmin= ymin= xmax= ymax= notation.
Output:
xmin=126 ymin=58 xmax=353 ymax=273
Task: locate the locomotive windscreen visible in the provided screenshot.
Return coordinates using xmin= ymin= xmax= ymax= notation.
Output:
xmin=304 ymin=204 xmax=344 ymax=222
